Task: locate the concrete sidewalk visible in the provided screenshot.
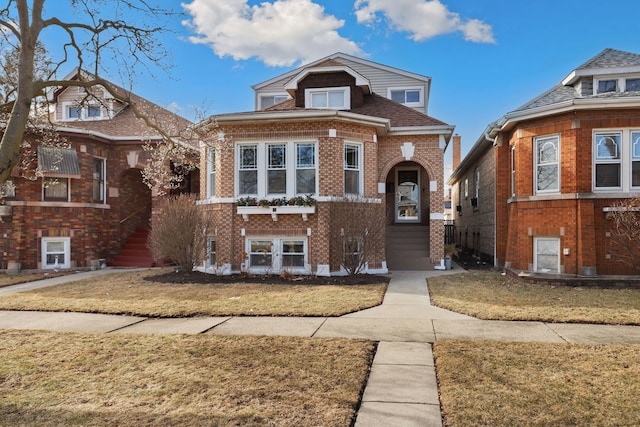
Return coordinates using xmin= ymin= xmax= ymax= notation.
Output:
xmin=2 ymin=268 xmax=640 ymax=426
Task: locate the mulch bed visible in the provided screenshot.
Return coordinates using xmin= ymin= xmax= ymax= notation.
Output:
xmin=146 ymin=270 xmax=390 ymax=286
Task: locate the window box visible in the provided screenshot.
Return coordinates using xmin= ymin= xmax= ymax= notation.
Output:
xmin=237 ymin=205 xmax=316 ymax=222
xmin=0 ymin=205 xmax=11 ymax=217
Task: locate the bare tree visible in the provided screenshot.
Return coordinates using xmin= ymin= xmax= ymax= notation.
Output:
xmin=608 ymin=196 xmax=640 ymax=273
xmin=329 ymin=196 xmax=386 ymax=275
xmin=0 ymin=0 xmax=182 ymax=186
xmin=149 ymin=194 xmax=216 ymax=272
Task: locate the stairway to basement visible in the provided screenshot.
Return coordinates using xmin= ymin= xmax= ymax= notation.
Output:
xmin=385 ymin=224 xmax=434 ymax=270
xmin=108 ymin=227 xmax=156 ymax=268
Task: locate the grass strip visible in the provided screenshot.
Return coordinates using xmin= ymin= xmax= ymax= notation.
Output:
xmin=0 ymin=269 xmax=386 ymax=317
xmin=0 ymin=330 xmax=374 ymax=426
xmin=435 ymin=340 xmax=640 ymax=426
xmin=429 ymin=270 xmax=640 ymax=325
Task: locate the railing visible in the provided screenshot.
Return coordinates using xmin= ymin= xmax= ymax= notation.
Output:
xmin=120 ymin=206 xmax=147 ymax=224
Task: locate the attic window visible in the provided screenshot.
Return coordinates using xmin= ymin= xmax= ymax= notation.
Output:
xmin=305 ymin=87 xmax=350 ymax=110
xmin=259 ymin=94 xmax=289 ymax=109
xmin=625 ymin=78 xmax=640 ymax=92
xmin=598 ymin=79 xmax=617 ymax=94
xmin=388 ymin=87 xmax=424 ymax=108
xmin=62 ymin=102 xmax=103 ymax=121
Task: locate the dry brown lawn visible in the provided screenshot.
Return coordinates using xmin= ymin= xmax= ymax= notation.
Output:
xmin=428 ymin=270 xmax=640 ymax=324
xmin=0 ymin=330 xmax=374 ymax=426
xmin=0 ymin=269 xmax=387 ymax=317
xmin=435 ymin=340 xmax=640 ymax=426
xmin=0 ymin=272 xmax=68 ymax=288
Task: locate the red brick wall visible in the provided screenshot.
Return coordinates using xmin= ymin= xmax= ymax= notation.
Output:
xmin=497 ymin=110 xmax=640 ymax=275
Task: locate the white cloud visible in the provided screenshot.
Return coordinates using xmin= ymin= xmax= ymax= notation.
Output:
xmin=354 ymin=0 xmax=495 ymax=43
xmin=182 ymin=0 xmax=363 ymax=67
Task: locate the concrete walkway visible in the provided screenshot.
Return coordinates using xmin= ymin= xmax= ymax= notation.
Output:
xmin=2 ymin=268 xmax=640 ymax=426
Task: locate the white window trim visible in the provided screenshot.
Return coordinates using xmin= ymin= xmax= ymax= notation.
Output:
xmin=511 ymin=145 xmax=516 ymax=197
xmin=592 ymin=128 xmax=640 ymax=192
xmin=387 ymin=86 xmax=424 ymax=108
xmin=207 ymin=147 xmax=216 ymax=198
xmin=41 ymin=237 xmax=71 ymax=269
xmin=93 ymin=157 xmax=106 ymax=203
xmin=534 ymin=134 xmax=560 ymax=195
xmin=593 ymin=74 xmax=640 ymax=95
xmin=258 ymin=92 xmax=290 ymax=109
xmin=533 ymin=236 xmax=560 ymax=274
xmin=344 ymin=142 xmax=363 ymax=196
xmin=235 ymin=140 xmax=318 ymax=199
xmin=305 ymin=86 xmax=350 ymax=110
xmin=60 ymin=101 xmax=104 ymax=121
xmin=244 ymin=237 xmax=310 ymax=274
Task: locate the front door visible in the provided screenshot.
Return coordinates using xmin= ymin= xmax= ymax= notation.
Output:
xmin=395 ymin=168 xmax=420 ymax=223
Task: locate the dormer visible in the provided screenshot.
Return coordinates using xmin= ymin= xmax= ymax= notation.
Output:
xmin=284 ymin=64 xmax=372 ymax=110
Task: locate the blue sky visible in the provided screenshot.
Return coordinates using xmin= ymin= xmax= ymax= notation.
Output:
xmin=43 ymin=0 xmax=640 ymax=168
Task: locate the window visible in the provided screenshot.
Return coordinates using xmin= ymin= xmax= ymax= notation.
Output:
xmin=511 ymin=145 xmax=516 ymax=197
xmin=296 ymin=143 xmax=316 ymax=194
xmin=207 ymin=148 xmax=216 ymax=198
xmin=598 ymin=79 xmax=617 ymax=93
xmin=208 ymin=238 xmax=216 ymax=267
xmin=43 ymin=178 xmax=69 ymax=201
xmin=626 ymin=78 xmax=640 ymax=92
xmin=236 ymin=141 xmax=317 ymax=198
xmin=594 ymin=132 xmax=621 ymax=189
xmin=593 ymin=129 xmax=640 ymax=191
xmin=464 ymin=178 xmax=468 ymax=198
xmin=282 ymin=240 xmax=305 ymax=268
xmin=93 ymin=158 xmax=105 ymax=202
xmin=344 ymin=143 xmax=361 ymax=195
xmin=238 ymin=145 xmax=258 ymax=195
xmin=305 ymin=87 xmax=349 ymax=109
xmin=267 ymin=144 xmax=287 ymax=194
xmin=259 ymin=94 xmax=289 ymax=109
xmin=535 ymin=135 xmax=560 ymax=193
xmin=41 ymin=237 xmax=71 ymax=269
xmin=246 ymin=238 xmax=308 ymax=272
xmin=472 ymin=167 xmax=480 ymax=208
xmin=63 ymin=103 xmax=102 ymax=120
xmin=534 ymin=237 xmax=560 ymax=273
xmin=388 ymin=87 xmax=424 ymax=108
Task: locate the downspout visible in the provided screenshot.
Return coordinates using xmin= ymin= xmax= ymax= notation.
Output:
xmin=484 ymin=126 xmax=500 ymax=268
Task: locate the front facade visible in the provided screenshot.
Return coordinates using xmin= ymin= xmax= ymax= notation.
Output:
xmin=0 ymin=71 xmax=194 ymax=271
xmin=451 ymin=48 xmax=640 ymax=276
xmin=199 ymin=55 xmax=454 ymax=275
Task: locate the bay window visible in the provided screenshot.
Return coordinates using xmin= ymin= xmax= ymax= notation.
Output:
xmin=344 ymin=143 xmax=361 ymax=195
xmin=535 ymin=135 xmax=560 ymax=193
xmin=592 ymin=130 xmax=640 ymax=191
xmin=207 ymin=148 xmax=216 ymax=198
xmin=236 ymin=141 xmax=317 ymax=198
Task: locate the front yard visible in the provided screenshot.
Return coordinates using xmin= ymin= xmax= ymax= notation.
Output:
xmin=0 ymin=269 xmax=388 ymax=317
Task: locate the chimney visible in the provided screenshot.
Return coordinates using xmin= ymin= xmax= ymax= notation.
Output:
xmin=452 ymin=134 xmax=461 ymax=171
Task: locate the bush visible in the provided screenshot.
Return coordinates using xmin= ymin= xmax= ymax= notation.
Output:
xmin=149 ymin=195 xmax=215 ymax=272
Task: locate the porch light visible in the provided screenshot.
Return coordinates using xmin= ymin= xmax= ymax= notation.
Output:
xmin=126 ymin=151 xmax=139 ymax=168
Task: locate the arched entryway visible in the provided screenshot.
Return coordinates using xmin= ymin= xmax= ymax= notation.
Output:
xmin=384 ymin=161 xmax=433 ymax=270
xmin=109 ymin=168 xmax=153 ymax=267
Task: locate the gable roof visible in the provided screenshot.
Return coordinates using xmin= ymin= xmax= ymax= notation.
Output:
xmin=252 ymin=52 xmax=431 ymax=91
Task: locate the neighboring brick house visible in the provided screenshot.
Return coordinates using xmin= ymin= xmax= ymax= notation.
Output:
xmin=198 ymin=54 xmax=454 ymax=275
xmin=0 ymin=70 xmax=194 ymax=271
xmin=450 ymin=48 xmax=640 ymax=276
xmin=448 ymin=134 xmax=496 ymax=263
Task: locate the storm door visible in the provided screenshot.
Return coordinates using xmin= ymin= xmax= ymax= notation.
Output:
xmin=395 ymin=168 xmax=420 ymax=223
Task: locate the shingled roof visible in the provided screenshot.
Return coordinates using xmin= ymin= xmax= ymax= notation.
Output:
xmin=265 ymin=93 xmax=447 ymax=128
xmin=513 ymin=48 xmax=640 ymax=113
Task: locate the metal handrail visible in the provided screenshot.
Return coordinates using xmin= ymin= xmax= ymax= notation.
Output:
xmin=119 ymin=206 xmax=147 ymax=224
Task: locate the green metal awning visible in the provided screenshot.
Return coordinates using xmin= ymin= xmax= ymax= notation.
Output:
xmin=37 ymin=146 xmax=81 ymax=178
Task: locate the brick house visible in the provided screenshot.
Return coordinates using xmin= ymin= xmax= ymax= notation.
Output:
xmin=450 ymin=48 xmax=640 ymax=276
xmin=198 ymin=54 xmax=454 ymax=275
xmin=0 ymin=70 xmax=194 ymax=271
